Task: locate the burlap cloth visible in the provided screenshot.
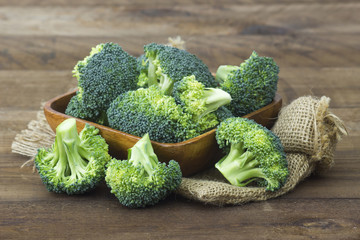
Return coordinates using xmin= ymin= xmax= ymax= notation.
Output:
xmin=176 ymin=96 xmax=347 ymax=205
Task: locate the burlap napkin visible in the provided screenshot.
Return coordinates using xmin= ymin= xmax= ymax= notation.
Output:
xmin=176 ymin=96 xmax=347 ymax=205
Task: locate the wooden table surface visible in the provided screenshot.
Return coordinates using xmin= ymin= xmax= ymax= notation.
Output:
xmin=1 ymin=0 xmax=359 ymax=239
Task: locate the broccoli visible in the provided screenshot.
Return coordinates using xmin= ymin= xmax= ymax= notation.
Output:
xmin=65 ymin=42 xmax=139 ymax=123
xmin=214 ymin=106 xmax=234 ymax=122
xmin=216 ymin=51 xmax=279 ymax=117
xmin=34 ymin=118 xmax=111 ymax=194
xmin=65 ymin=94 xmax=108 ymax=125
xmin=215 ymin=117 xmax=288 ymax=191
xmin=107 ymin=86 xmax=203 ymax=143
xmin=173 ymin=75 xmax=232 ymax=119
xmin=105 ymin=133 xmax=182 ymax=208
xmin=138 ymin=43 xmax=217 ymax=95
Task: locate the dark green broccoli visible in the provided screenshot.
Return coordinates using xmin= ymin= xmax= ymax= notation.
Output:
xmin=34 ymin=118 xmax=111 ymax=194
xmin=215 ymin=117 xmax=288 ymax=191
xmin=65 ymin=94 xmax=108 ymax=125
xmin=105 ymin=133 xmax=182 ymax=208
xmin=107 ymin=86 xmax=202 ymax=143
xmin=216 ymin=51 xmax=279 ymax=117
xmin=138 ymin=43 xmax=217 ymax=95
xmin=214 ymin=106 xmax=234 ymax=122
xmin=65 ymin=42 xmax=139 ymax=123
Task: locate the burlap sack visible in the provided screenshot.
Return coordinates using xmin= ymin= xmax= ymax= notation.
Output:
xmin=176 ymin=96 xmax=347 ymax=205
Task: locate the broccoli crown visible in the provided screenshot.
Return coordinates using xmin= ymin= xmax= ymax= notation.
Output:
xmin=34 ymin=118 xmax=111 ymax=194
xmin=219 ymin=51 xmax=279 ymax=117
xmin=215 ymin=117 xmax=288 ymax=191
xmin=65 ymin=94 xmax=108 ymax=125
xmin=173 ymin=75 xmax=232 ymax=119
xmin=107 ymin=86 xmax=201 ymax=143
xmin=105 ymin=133 xmax=182 ymax=208
xmin=139 ymin=43 xmax=217 ymax=94
xmin=69 ymin=42 xmax=139 ymax=121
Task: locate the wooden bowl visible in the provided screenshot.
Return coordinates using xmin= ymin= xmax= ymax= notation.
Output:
xmin=44 ymin=89 xmax=282 ymax=177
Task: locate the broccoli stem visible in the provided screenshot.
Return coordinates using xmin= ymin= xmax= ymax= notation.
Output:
xmin=147 ymin=57 xmax=158 ymax=87
xmin=215 ymin=65 xmax=240 ymax=84
xmin=159 ymin=73 xmax=174 ymax=95
xmin=55 ymin=118 xmax=88 ymax=181
xmin=215 ymin=142 xmax=267 ymax=186
xmin=198 ymin=88 xmax=232 ymax=119
xmin=128 ymin=133 xmax=159 ymax=177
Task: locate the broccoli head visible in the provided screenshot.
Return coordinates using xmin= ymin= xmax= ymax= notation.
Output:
xmin=215 ymin=117 xmax=288 ymax=191
xmin=107 ymin=86 xmax=203 ymax=143
xmin=217 ymin=51 xmax=279 ymax=117
xmin=66 ymin=42 xmax=139 ymax=123
xmin=105 ymin=133 xmax=182 ymax=208
xmin=34 ymin=118 xmax=111 ymax=194
xmin=139 ymin=43 xmax=217 ymax=95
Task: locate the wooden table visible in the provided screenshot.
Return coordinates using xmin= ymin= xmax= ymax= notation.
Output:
xmin=1 ymin=1 xmax=359 ymax=239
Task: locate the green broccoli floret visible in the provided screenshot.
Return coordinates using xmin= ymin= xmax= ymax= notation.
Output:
xmin=173 ymin=75 xmax=232 ymax=119
xmin=105 ymin=133 xmax=182 ymax=208
xmin=65 ymin=94 xmax=108 ymax=125
xmin=216 ymin=51 xmax=279 ymax=117
xmin=66 ymin=42 xmax=139 ymax=123
xmin=214 ymin=106 xmax=234 ymax=122
xmin=139 ymin=43 xmax=217 ymax=95
xmin=107 ymin=86 xmax=201 ymax=143
xmin=34 ymin=118 xmax=111 ymax=194
xmin=215 ymin=117 xmax=288 ymax=191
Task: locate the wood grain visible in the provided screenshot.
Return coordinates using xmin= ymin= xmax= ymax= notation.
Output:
xmin=1 ymin=0 xmax=360 ymax=239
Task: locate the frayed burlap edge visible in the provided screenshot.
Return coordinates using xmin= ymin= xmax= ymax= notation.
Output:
xmin=11 ymin=106 xmax=55 ymax=169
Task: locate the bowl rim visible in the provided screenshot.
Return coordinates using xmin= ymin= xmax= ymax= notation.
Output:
xmin=44 ymin=89 xmax=282 ymax=147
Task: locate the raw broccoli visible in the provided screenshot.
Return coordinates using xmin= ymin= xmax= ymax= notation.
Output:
xmin=65 ymin=42 xmax=139 ymax=123
xmin=105 ymin=133 xmax=182 ymax=208
xmin=138 ymin=43 xmax=217 ymax=95
xmin=173 ymin=75 xmax=232 ymax=119
xmin=215 ymin=117 xmax=288 ymax=191
xmin=214 ymin=106 xmax=234 ymax=122
xmin=107 ymin=86 xmax=203 ymax=143
xmin=216 ymin=51 xmax=279 ymax=117
xmin=65 ymin=94 xmax=108 ymax=125
xmin=34 ymin=118 xmax=111 ymax=194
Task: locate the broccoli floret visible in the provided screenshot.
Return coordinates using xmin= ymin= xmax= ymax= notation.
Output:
xmin=217 ymin=51 xmax=279 ymax=117
xmin=65 ymin=94 xmax=108 ymax=125
xmin=34 ymin=118 xmax=111 ymax=194
xmin=105 ymin=133 xmax=182 ymax=208
xmin=215 ymin=117 xmax=288 ymax=191
xmin=214 ymin=106 xmax=234 ymax=122
xmin=66 ymin=42 xmax=139 ymax=123
xmin=107 ymin=86 xmax=201 ymax=143
xmin=173 ymin=75 xmax=232 ymax=119
xmin=139 ymin=43 xmax=217 ymax=95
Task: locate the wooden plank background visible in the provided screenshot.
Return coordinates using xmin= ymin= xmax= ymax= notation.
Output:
xmin=1 ymin=0 xmax=359 ymax=239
